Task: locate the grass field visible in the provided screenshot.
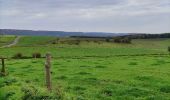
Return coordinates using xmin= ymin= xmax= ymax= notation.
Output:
xmin=0 ymin=36 xmax=170 ymax=100
xmin=0 ymin=35 xmax=16 ymax=47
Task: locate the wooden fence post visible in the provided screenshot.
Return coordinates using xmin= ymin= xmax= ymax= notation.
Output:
xmin=0 ymin=58 xmax=7 ymax=76
xmin=45 ymin=53 xmax=52 ymax=91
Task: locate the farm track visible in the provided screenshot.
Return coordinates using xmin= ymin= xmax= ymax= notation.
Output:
xmin=0 ymin=36 xmax=21 ymax=48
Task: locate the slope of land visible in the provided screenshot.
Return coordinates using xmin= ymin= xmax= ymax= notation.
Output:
xmin=0 ymin=35 xmax=16 ymax=47
xmin=0 ymin=36 xmax=21 ymax=48
xmin=0 ymin=36 xmax=170 ymax=100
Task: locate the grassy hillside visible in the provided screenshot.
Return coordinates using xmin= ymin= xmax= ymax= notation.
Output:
xmin=0 ymin=36 xmax=169 ymax=57
xmin=0 ymin=36 xmax=170 ymax=100
xmin=0 ymin=35 xmax=16 ymax=47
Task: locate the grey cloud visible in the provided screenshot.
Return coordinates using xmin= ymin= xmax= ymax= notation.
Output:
xmin=0 ymin=0 xmax=170 ymax=33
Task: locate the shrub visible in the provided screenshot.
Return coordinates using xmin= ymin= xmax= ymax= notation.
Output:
xmin=105 ymin=38 xmax=110 ymax=42
xmin=113 ymin=37 xmax=131 ymax=44
xmin=32 ymin=52 xmax=41 ymax=58
xmin=168 ymin=46 xmax=170 ymax=53
xmin=13 ymin=53 xmax=23 ymax=59
xmin=52 ymin=41 xmax=57 ymax=44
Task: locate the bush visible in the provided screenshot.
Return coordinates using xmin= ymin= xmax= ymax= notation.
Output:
xmin=13 ymin=53 xmax=23 ymax=59
xmin=168 ymin=46 xmax=170 ymax=53
xmin=52 ymin=41 xmax=57 ymax=44
xmin=105 ymin=38 xmax=110 ymax=42
xmin=113 ymin=37 xmax=131 ymax=44
xmin=32 ymin=52 xmax=41 ymax=58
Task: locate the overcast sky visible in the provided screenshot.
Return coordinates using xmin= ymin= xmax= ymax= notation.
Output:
xmin=0 ymin=0 xmax=170 ymax=33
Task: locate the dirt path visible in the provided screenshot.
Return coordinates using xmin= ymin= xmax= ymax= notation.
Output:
xmin=0 ymin=36 xmax=21 ymax=48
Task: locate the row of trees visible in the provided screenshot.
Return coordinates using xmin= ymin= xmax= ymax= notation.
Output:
xmin=126 ymin=33 xmax=170 ymax=39
xmin=108 ymin=33 xmax=170 ymax=44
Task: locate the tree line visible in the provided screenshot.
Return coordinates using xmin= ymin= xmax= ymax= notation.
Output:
xmin=126 ymin=33 xmax=170 ymax=39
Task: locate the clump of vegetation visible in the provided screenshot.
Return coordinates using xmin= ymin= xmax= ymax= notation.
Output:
xmin=128 ymin=62 xmax=138 ymax=65
xmin=4 ymin=78 xmax=17 ymax=86
xmin=75 ymin=40 xmax=80 ymax=45
xmin=160 ymin=86 xmax=170 ymax=93
xmin=32 ymin=52 xmax=41 ymax=58
xmin=21 ymin=86 xmax=40 ymax=100
xmin=51 ymin=38 xmax=59 ymax=44
xmin=168 ymin=46 xmax=170 ymax=54
xmin=56 ymin=75 xmax=67 ymax=80
xmin=135 ymin=76 xmax=152 ymax=81
xmin=114 ymin=37 xmax=131 ymax=43
xmin=102 ymin=89 xmax=112 ymax=96
xmin=105 ymin=38 xmax=110 ymax=42
xmin=60 ymin=39 xmax=80 ymax=45
xmin=73 ymin=40 xmax=80 ymax=45
xmin=21 ymin=85 xmax=61 ymax=100
xmin=95 ymin=65 xmax=106 ymax=68
xmin=77 ymin=71 xmax=91 ymax=75
xmin=4 ymin=91 xmax=15 ymax=99
xmin=54 ymin=85 xmax=65 ymax=100
xmin=72 ymin=86 xmax=86 ymax=91
xmin=51 ymin=41 xmax=57 ymax=44
xmin=80 ymin=65 xmax=91 ymax=68
xmin=100 ymin=87 xmax=113 ymax=97
xmin=76 ymin=95 xmax=85 ymax=100
xmin=121 ymin=88 xmax=150 ymax=97
xmin=13 ymin=53 xmax=23 ymax=59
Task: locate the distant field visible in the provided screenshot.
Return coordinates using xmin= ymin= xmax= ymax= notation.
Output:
xmin=0 ymin=35 xmax=16 ymax=47
xmin=0 ymin=36 xmax=170 ymax=100
xmin=0 ymin=36 xmax=169 ymax=57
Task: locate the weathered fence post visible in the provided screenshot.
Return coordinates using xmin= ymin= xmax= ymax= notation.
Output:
xmin=0 ymin=58 xmax=7 ymax=76
xmin=45 ymin=53 xmax=52 ymax=91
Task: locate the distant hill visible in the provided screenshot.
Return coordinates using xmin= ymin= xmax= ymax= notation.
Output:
xmin=0 ymin=29 xmax=129 ymax=37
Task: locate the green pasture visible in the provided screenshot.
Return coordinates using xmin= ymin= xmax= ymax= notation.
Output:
xmin=0 ymin=36 xmax=170 ymax=100
xmin=0 ymin=35 xmax=16 ymax=47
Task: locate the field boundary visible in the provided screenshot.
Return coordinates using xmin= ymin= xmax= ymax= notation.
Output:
xmin=3 ymin=53 xmax=169 ymax=60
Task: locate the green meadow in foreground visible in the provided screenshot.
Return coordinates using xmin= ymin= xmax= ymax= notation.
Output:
xmin=0 ymin=36 xmax=170 ymax=100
